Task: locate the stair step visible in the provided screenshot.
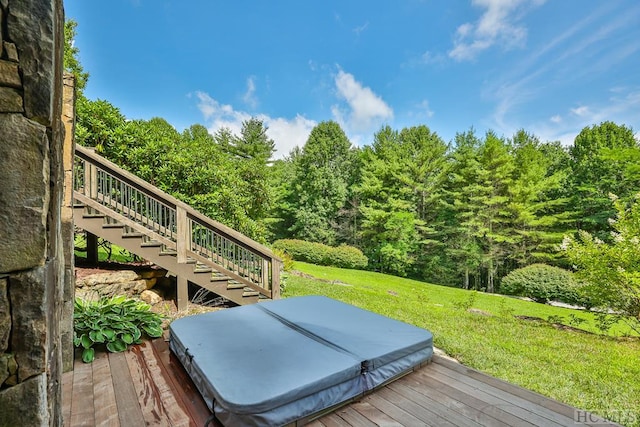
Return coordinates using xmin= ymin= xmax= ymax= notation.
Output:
xmin=242 ymin=290 xmax=260 ymax=297
xmin=226 ymin=282 xmax=244 ymax=290
xmin=186 ymin=257 xmax=197 ymax=264
xmin=211 ymin=275 xmax=229 ymax=282
xmin=159 ymin=249 xmax=177 ymax=256
xmin=122 ymin=232 xmax=144 ymax=238
xmin=140 ymin=240 xmax=163 ymax=247
xmin=194 ymin=266 xmax=213 ymax=273
xmin=102 ymin=222 xmax=125 ymax=229
xmin=83 ymin=213 xmax=105 ymax=218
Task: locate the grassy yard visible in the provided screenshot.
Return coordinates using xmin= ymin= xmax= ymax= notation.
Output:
xmin=284 ymin=262 xmax=640 ymax=426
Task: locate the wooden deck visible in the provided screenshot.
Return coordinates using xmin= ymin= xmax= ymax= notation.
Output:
xmin=62 ymin=339 xmax=618 ymax=427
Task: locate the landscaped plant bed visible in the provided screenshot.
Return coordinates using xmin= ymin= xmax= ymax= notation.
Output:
xmin=73 ymin=296 xmax=164 ymax=363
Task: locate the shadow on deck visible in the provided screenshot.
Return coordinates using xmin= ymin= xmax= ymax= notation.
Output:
xmin=61 ymin=337 xmax=618 ymax=427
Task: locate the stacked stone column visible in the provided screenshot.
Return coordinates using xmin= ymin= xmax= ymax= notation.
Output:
xmin=0 ymin=0 xmax=66 ymax=425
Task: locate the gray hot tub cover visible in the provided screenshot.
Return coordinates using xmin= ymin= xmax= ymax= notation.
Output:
xmin=169 ymin=295 xmax=433 ymax=426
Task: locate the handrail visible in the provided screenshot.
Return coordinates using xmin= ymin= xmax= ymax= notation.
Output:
xmin=73 ymin=145 xmax=281 ymax=297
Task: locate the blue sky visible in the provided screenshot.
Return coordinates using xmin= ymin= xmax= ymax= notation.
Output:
xmin=65 ymin=0 xmax=640 ymax=158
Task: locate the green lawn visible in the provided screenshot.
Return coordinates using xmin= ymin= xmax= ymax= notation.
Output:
xmin=284 ymin=262 xmax=640 ymax=426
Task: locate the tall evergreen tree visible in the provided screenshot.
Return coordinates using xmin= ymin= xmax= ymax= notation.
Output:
xmin=440 ymin=130 xmax=484 ymax=288
xmin=289 ymin=121 xmax=354 ymax=245
xmin=507 ymin=130 xmax=568 ymax=267
xmin=355 ymin=125 xmax=447 ymax=277
xmin=570 ymin=121 xmax=640 ymax=239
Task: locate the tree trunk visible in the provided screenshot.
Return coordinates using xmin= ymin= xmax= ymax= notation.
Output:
xmin=487 ymin=258 xmax=494 ymax=293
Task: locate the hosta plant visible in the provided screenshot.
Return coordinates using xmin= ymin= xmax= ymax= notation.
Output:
xmin=73 ymin=295 xmax=164 ymax=363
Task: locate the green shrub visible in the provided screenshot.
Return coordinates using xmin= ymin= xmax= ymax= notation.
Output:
xmin=74 ymin=296 xmax=164 ymax=363
xmin=272 ymin=247 xmax=295 ymax=272
xmin=500 ymin=264 xmax=582 ymax=305
xmin=273 ymin=239 xmax=368 ymax=270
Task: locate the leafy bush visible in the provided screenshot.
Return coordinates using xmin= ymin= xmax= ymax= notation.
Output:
xmin=273 ymin=239 xmax=368 ymax=270
xmin=74 ymin=296 xmax=164 ymax=363
xmin=500 ymin=264 xmax=582 ymax=304
xmin=272 ymin=248 xmax=294 ymax=272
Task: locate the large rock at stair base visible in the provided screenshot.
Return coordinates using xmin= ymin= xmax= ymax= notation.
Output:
xmin=0 ymin=114 xmax=49 ymax=273
xmin=76 ymin=270 xmax=138 ymax=288
xmin=76 ymin=271 xmax=148 ymax=299
xmin=141 ymin=289 xmax=164 ymax=306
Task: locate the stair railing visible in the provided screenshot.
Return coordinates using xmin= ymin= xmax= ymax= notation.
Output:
xmin=73 ymin=145 xmax=281 ymax=299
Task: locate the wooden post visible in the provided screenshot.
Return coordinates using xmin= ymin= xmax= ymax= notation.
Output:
xmin=84 ymin=162 xmax=98 ymax=199
xmin=177 ymin=276 xmax=188 ymax=311
xmin=86 ymin=232 xmax=98 ymax=266
xmin=176 ymin=206 xmax=188 ymax=264
xmin=271 ymin=259 xmax=281 ymax=300
xmin=262 ymin=258 xmax=269 ymax=290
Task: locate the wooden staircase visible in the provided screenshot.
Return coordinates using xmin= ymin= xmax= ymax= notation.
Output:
xmin=73 ymin=145 xmax=281 ymax=308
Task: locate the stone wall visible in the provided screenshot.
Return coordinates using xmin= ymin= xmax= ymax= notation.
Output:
xmin=0 ymin=0 xmax=66 ymax=426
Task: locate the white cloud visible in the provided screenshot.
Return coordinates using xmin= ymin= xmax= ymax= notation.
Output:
xmin=550 ymin=115 xmax=562 ymax=123
xmin=417 ymin=100 xmax=434 ymax=118
xmin=353 ymin=21 xmax=369 ymax=36
xmin=420 ymin=51 xmax=447 ymax=66
xmin=195 ymin=91 xmax=316 ymax=159
xmin=571 ymin=105 xmax=590 ymax=117
xmin=527 ymin=88 xmax=640 ymax=146
xmin=332 ymin=69 xmax=393 ymax=134
xmin=262 ymin=115 xmax=317 ymax=158
xmin=449 ymin=0 xmax=544 ymax=61
xmin=242 ymin=76 xmax=258 ymax=109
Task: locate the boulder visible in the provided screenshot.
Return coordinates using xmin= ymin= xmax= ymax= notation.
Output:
xmin=76 ymin=270 xmax=138 ymax=287
xmin=140 ymin=289 xmax=163 ymax=306
xmin=76 ymin=270 xmax=152 ymax=299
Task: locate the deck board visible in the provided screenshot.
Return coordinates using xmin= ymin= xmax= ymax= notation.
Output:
xmin=426 ymin=362 xmax=574 ymax=426
xmin=125 ymin=344 xmax=172 ymax=426
xmin=350 ymin=401 xmax=403 ymax=427
xmin=62 ymin=340 xmax=620 ymax=427
xmin=108 ymin=351 xmax=145 ymax=427
xmin=91 ymin=351 xmax=119 ymax=427
xmin=150 ymin=338 xmax=213 ymax=427
xmin=62 ymin=370 xmax=74 ymax=424
xmin=332 ymin=407 xmax=379 ymax=427
xmin=399 ymin=372 xmax=514 ymax=427
xmin=386 ymin=380 xmax=485 ymax=427
xmin=137 ymin=341 xmax=191 ymax=427
xmin=69 ymin=356 xmax=94 ymax=427
xmin=419 ymin=366 xmax=563 ymax=427
xmin=361 ymin=393 xmax=428 ymax=426
xmin=375 ymin=386 xmax=459 ymax=427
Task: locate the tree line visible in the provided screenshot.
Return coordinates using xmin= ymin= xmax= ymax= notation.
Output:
xmin=66 ymin=21 xmax=640 ymax=292
xmin=76 ymin=97 xmax=640 ymax=291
